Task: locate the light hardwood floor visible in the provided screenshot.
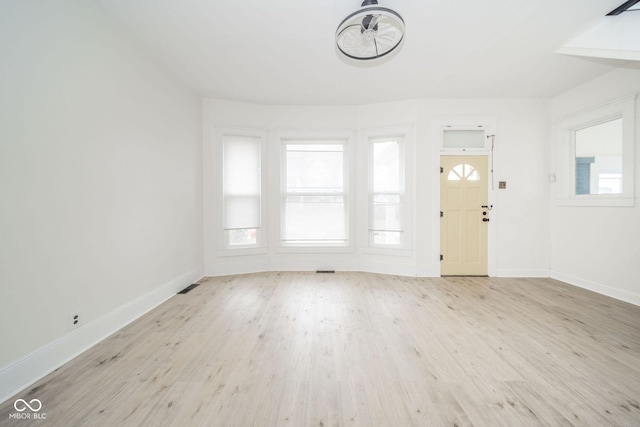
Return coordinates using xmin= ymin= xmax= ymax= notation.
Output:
xmin=1 ymin=272 xmax=640 ymax=426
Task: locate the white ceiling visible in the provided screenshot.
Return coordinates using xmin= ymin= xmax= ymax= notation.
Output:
xmin=95 ymin=0 xmax=630 ymax=105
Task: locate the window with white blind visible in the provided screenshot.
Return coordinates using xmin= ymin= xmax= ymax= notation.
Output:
xmin=282 ymin=140 xmax=348 ymax=246
xmin=369 ymin=136 xmax=405 ymax=247
xmin=222 ymin=134 xmax=262 ymax=248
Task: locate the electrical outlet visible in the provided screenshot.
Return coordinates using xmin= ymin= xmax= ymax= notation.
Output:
xmin=68 ymin=311 xmax=81 ymax=331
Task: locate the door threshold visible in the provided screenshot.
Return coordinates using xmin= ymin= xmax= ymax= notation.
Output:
xmin=441 ymin=275 xmax=489 ymax=277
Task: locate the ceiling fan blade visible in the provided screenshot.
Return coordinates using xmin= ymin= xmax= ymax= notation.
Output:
xmin=336 ymin=23 xmax=361 ymax=38
xmin=375 ymin=24 xmax=401 ymax=43
xmin=362 ymin=14 xmax=380 ymax=31
xmin=369 ymin=14 xmax=380 ymax=29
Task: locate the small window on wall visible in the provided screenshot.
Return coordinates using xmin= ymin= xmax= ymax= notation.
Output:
xmin=574 ymin=118 xmax=622 ymax=195
xmin=554 ymin=94 xmax=636 ymax=207
xmin=222 ymin=134 xmax=262 ymax=248
xmin=442 ymin=128 xmax=486 ymax=150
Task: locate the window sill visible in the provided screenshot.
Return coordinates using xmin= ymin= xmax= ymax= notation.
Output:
xmin=362 ymin=247 xmax=412 ymax=257
xmin=555 ymin=196 xmax=635 ymax=207
xmin=217 ymin=247 xmax=268 ymax=257
xmin=275 ymin=245 xmax=355 ymax=254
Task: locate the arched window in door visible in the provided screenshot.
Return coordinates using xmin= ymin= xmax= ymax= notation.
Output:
xmin=448 ymin=163 xmax=480 ymax=181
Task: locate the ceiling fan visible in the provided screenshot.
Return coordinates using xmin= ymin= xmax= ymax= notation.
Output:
xmin=335 ymin=0 xmax=405 ymax=61
xmin=607 ymin=0 xmax=640 ymax=15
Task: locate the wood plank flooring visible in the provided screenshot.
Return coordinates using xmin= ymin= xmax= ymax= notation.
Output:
xmin=1 ymin=272 xmax=639 ymax=426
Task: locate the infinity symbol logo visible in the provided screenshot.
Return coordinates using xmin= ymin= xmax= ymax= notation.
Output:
xmin=14 ymin=399 xmax=42 ymax=412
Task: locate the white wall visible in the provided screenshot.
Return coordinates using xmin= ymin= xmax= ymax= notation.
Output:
xmin=550 ymin=67 xmax=640 ymax=305
xmin=203 ymin=98 xmax=550 ymax=278
xmin=0 ymin=0 xmax=203 ymax=401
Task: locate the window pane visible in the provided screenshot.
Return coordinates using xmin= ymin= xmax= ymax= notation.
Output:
xmin=372 ymin=231 xmax=402 ymax=246
xmin=373 ymin=140 xmax=400 ymax=192
xmin=575 ymin=118 xmax=623 ymax=195
xmin=223 ymin=136 xmax=261 ymax=229
xmin=286 ymin=144 xmax=343 ymax=192
xmin=373 ymin=194 xmax=401 ymax=203
xmin=228 ymin=229 xmax=257 ymax=246
xmin=283 ymin=195 xmax=346 ymax=242
xmin=443 ymin=129 xmax=485 ymax=149
xmin=372 ymin=202 xmax=401 ymax=230
xmin=448 ymin=164 xmax=479 ymax=181
xmin=223 ymin=136 xmax=260 ymax=195
xmin=598 ymin=173 xmax=622 ymax=194
xmin=282 ymin=140 xmax=348 ymax=245
xmin=369 ymin=135 xmax=405 ymax=248
xmin=224 ymin=195 xmax=260 ymax=230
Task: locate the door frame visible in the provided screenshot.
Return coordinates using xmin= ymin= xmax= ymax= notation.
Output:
xmin=436 ymin=151 xmax=496 ymax=277
xmin=427 ymin=116 xmax=497 ymax=277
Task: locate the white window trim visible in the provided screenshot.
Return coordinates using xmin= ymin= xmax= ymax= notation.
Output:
xmin=361 ymin=126 xmax=414 ymax=257
xmin=215 ymin=127 xmax=268 ymax=256
xmin=275 ymin=130 xmax=355 ymax=253
xmin=554 ymin=94 xmax=636 ymax=207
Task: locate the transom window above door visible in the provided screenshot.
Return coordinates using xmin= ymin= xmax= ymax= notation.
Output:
xmin=441 ymin=127 xmax=488 ymax=151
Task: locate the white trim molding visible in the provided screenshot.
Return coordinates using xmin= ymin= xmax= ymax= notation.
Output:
xmin=551 ymin=270 xmax=640 ymax=307
xmin=0 ymin=268 xmax=203 ymax=405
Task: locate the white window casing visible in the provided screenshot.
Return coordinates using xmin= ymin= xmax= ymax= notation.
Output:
xmin=278 ymin=133 xmax=354 ymax=250
xmin=554 ymin=94 xmax=636 ymax=207
xmin=363 ymin=126 xmax=413 ymax=255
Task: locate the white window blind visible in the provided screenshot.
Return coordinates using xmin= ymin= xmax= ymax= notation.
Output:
xmin=370 ymin=137 xmax=404 ymax=246
xmin=222 ymin=135 xmax=261 ymax=246
xmin=282 ymin=142 xmax=347 ymax=245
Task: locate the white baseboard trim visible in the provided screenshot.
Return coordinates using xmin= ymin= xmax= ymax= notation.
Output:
xmin=207 ymin=260 xmax=421 ymax=278
xmin=358 ymin=261 xmax=417 ymax=277
xmin=415 ymin=264 xmax=440 ymax=277
xmin=551 ymin=271 xmax=640 ymax=307
xmin=0 ymin=267 xmax=204 ymax=405
xmin=497 ymin=269 xmax=550 ymax=278
xmin=205 ymin=260 xmax=270 ymax=277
